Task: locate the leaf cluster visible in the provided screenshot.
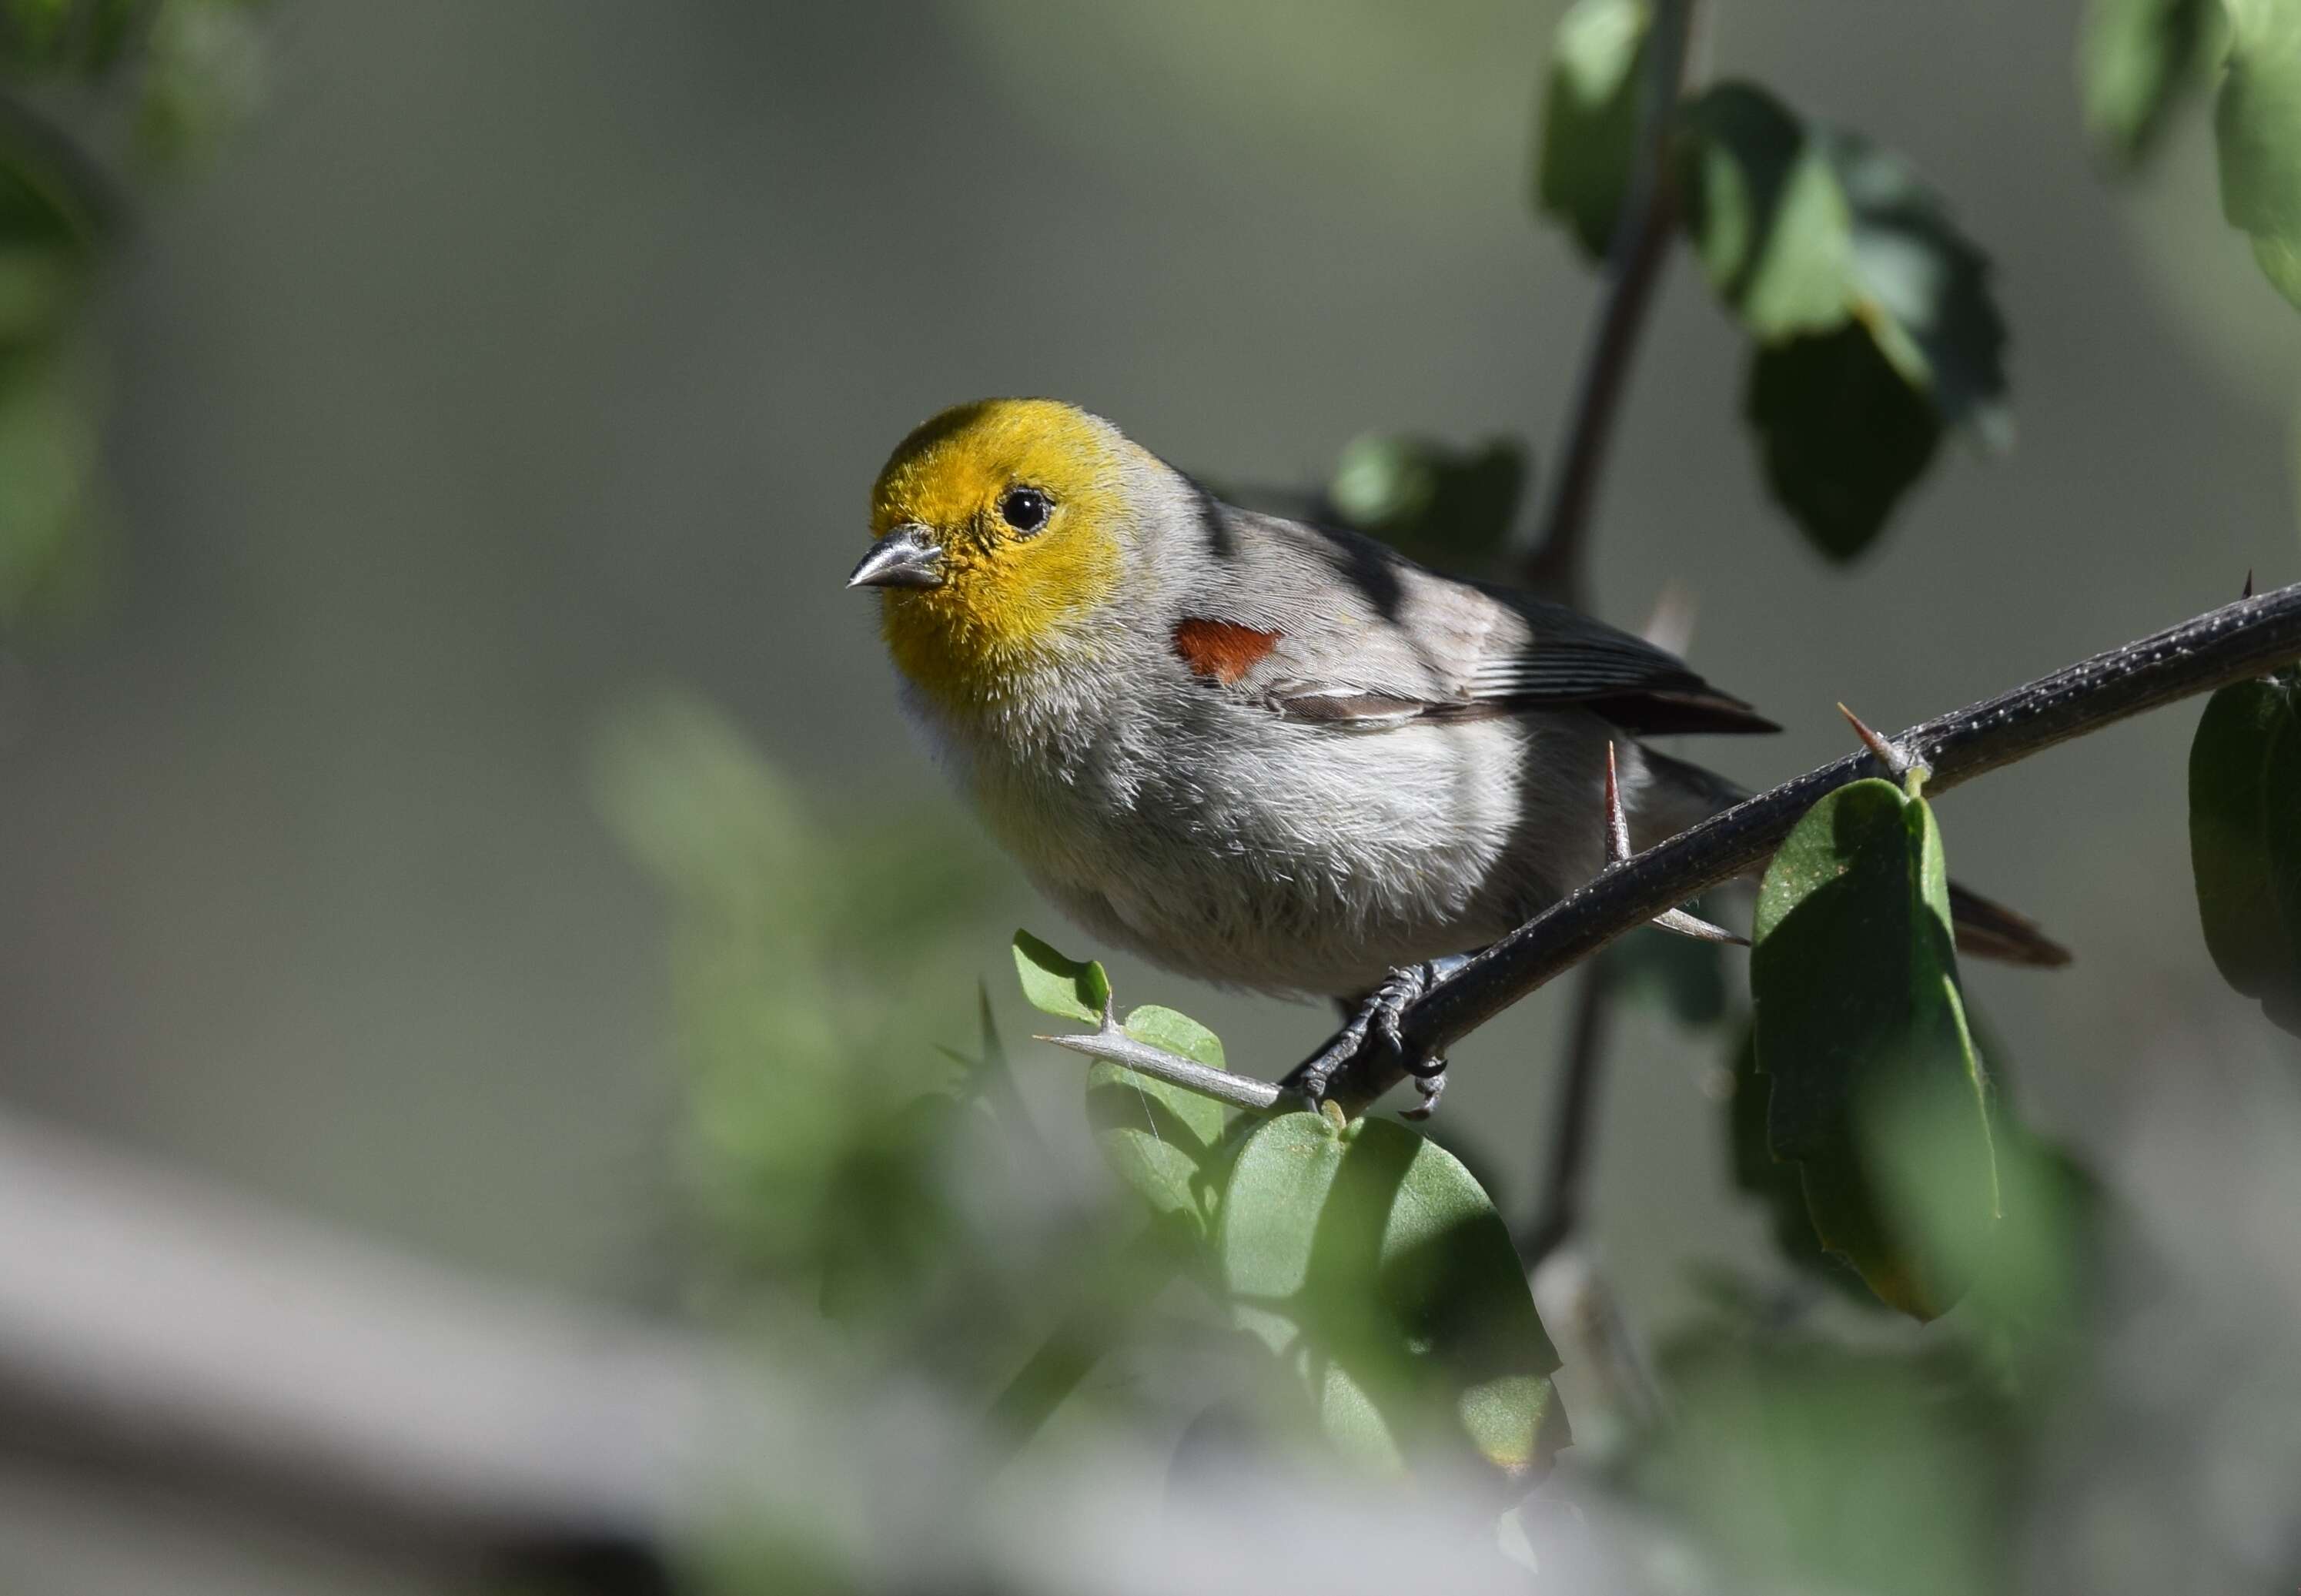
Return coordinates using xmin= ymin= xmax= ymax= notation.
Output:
xmin=1016 ymin=932 xmax=1567 ymax=1483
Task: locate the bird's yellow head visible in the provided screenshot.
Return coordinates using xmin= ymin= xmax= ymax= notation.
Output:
xmin=851 ymin=399 xmax=1137 ymax=710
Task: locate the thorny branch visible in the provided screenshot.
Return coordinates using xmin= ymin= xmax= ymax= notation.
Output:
xmin=1035 ymin=581 xmax=2301 ymax=1116
xmin=1316 ymin=577 xmax=2301 ymax=1113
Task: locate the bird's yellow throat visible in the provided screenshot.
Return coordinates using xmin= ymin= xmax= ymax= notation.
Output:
xmin=867 ymin=399 xmax=1128 ymax=713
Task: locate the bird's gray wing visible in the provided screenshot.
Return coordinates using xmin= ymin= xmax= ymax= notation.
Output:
xmin=1172 ymin=504 xmax=1778 ymax=737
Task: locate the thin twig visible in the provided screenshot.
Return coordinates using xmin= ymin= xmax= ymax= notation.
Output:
xmin=1038 ymin=1015 xmax=1284 ymax=1113
xmin=1304 ymin=579 xmax=2301 ymax=1112
xmin=1521 ymin=952 xmax=1618 ymax=1264
xmin=1518 ymin=0 xmax=1701 ymax=607
xmin=1514 ymin=0 xmax=1701 ymax=1278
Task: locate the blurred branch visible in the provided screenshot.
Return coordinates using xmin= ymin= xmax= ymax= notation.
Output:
xmin=1521 ymin=953 xmax=1617 ymax=1265
xmin=1518 ymin=0 xmax=1700 ymax=609
xmin=0 ymin=1110 xmax=784 ymax=1591
xmin=1310 ymin=579 xmax=2301 ymax=1112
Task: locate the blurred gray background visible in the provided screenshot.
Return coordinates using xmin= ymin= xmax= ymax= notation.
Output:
xmin=5 ymin=0 xmax=2296 ymax=1340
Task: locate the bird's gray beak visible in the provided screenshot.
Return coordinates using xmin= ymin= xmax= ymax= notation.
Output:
xmin=847 ymin=524 xmax=944 ymax=590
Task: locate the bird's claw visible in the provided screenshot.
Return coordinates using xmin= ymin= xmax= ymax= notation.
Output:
xmin=1296 ymin=961 xmax=1452 ymax=1113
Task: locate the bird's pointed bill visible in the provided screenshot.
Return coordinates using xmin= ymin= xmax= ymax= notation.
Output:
xmin=848 ymin=524 xmax=944 ymax=589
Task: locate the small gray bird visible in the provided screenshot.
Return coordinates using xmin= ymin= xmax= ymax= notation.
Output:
xmin=848 ymin=398 xmax=2066 ymax=1096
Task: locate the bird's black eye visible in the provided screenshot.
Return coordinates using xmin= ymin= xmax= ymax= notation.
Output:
xmin=998 ymin=486 xmax=1050 ymax=535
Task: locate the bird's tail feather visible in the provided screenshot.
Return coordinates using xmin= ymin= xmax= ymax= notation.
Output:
xmin=1638 ymin=748 xmax=2072 ymax=969
xmin=1944 ymin=881 xmax=2072 ymax=968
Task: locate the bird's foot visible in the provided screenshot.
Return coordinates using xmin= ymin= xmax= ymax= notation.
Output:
xmin=1293 ymin=958 xmax=1461 ymax=1116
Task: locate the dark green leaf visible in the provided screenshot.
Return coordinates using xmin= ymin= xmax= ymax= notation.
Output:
xmin=1012 ymin=928 xmax=1110 ymax=1024
xmin=1681 ymin=82 xmax=2010 ymax=558
xmin=1682 ymin=85 xmax=1854 ymax=338
xmin=1218 ymin=1112 xmax=1564 ymax=1476
xmin=2216 ymin=0 xmax=2301 ymax=310
xmin=1084 ymin=1004 xmax=1236 ymax=1236
xmin=1747 ymin=325 xmax=1942 ymax=560
xmin=1751 ymin=778 xmax=2000 ymax=1320
xmin=2188 ymin=678 xmax=2301 ymax=1032
xmin=1533 ymin=0 xmax=1652 ymax=259
xmin=2079 ymin=0 xmax=2224 ymax=168
xmin=1724 ymin=1022 xmax=1888 ymax=1309
xmin=1326 ymin=433 xmax=1526 ymax=570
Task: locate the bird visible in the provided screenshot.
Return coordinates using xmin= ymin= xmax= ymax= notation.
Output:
xmin=846 ymin=398 xmax=2068 ymax=1105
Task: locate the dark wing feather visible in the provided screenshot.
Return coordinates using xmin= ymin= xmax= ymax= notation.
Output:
xmin=1462 ymin=592 xmax=1780 ymax=735
xmin=1180 ymin=501 xmax=1777 ymax=736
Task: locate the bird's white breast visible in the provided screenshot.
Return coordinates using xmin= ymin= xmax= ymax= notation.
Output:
xmin=903 ymin=671 xmax=1613 ymax=998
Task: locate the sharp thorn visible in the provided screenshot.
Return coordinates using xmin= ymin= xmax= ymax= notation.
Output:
xmin=1654 ymin=906 xmax=1748 ymax=946
xmin=1603 ymin=742 xmax=1633 ymax=866
xmin=2244 ymin=570 xmax=2256 ymax=600
xmin=1837 ymin=701 xmax=1911 ymax=777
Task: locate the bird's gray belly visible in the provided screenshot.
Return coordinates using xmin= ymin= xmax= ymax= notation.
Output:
xmin=972 ymin=708 xmax=1617 ymax=998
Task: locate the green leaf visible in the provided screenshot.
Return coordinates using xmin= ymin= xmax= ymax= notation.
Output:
xmin=2188 ymin=678 xmax=2301 ymax=1032
xmin=1724 ymin=1022 xmax=1889 ymax=1309
xmin=1012 ymin=928 xmax=1111 ymax=1024
xmin=1533 ymin=0 xmax=1653 ymax=259
xmin=1682 ymin=82 xmax=2010 ymax=560
xmin=2079 ymin=0 xmax=2224 ymax=168
xmin=1746 ymin=325 xmax=1943 ymax=561
xmin=2218 ymin=0 xmax=2301 ymax=309
xmin=1083 ymin=1004 xmax=1237 ymax=1236
xmin=1217 ymin=1113 xmax=1564 ymax=1476
xmin=1326 ymin=433 xmax=1526 ymax=570
xmin=1683 ymin=85 xmax=1855 ymax=339
xmin=1750 ymin=778 xmax=2001 ymax=1320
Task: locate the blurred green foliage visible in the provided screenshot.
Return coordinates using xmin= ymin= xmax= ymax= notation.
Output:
xmin=2079 ymin=0 xmax=2225 ymax=167
xmin=2216 ymin=0 xmax=2301 ymax=309
xmin=592 ymin=692 xmax=1016 ymax=1323
xmin=0 ymin=0 xmax=269 ymax=631
xmin=1323 ymin=430 xmax=1527 ymax=574
xmin=1641 ymin=1310 xmax=2022 ymax=1596
xmin=1533 ymin=0 xmax=1651 ymax=259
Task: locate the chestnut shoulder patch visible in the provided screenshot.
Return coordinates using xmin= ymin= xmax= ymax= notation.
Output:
xmin=1172 ymin=617 xmax=1281 ymax=685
